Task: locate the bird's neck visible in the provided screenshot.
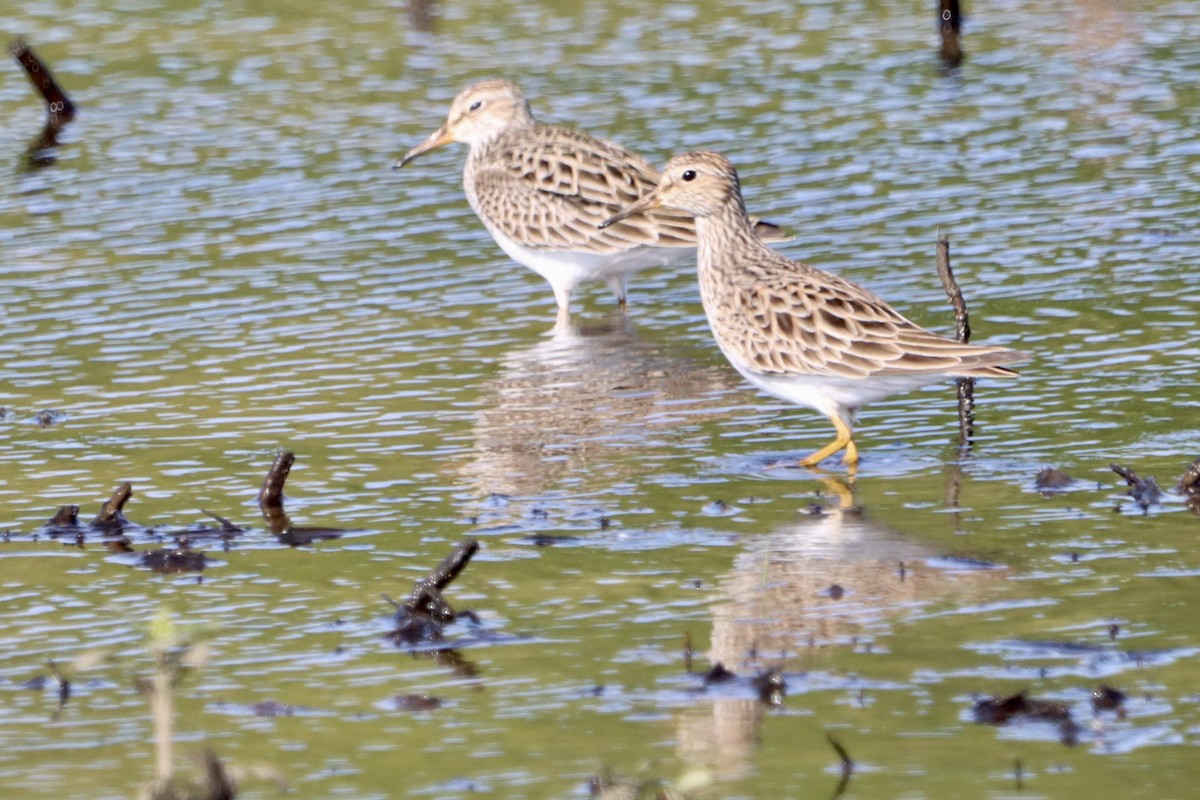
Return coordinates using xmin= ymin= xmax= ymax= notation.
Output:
xmin=694 ymin=201 xmax=767 ymax=275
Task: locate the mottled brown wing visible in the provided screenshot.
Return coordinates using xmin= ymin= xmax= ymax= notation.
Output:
xmin=469 ymin=126 xmax=697 ymax=253
xmin=722 ymin=255 xmax=1023 ymax=379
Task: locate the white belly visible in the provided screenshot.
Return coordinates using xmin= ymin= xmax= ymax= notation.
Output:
xmin=711 ymin=332 xmax=946 ymax=426
xmin=481 ymin=218 xmax=694 ymax=297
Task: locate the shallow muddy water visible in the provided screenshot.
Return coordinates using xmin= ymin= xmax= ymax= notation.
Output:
xmin=2 ymin=0 xmax=1200 ymax=797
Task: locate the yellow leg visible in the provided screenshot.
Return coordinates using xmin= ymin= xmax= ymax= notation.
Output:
xmin=842 ymin=437 xmax=859 ymax=466
xmin=798 ymin=416 xmax=855 ymax=468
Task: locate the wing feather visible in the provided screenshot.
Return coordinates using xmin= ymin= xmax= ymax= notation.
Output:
xmin=468 ymin=125 xmax=785 ymax=253
xmin=714 ymin=249 xmax=1024 ymax=380
xmin=468 ymin=126 xmax=694 ymax=253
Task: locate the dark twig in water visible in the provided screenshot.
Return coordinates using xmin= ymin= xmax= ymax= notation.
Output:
xmin=11 ymin=38 xmax=77 ymax=167
xmin=257 ymin=451 xmax=294 ymax=510
xmin=387 ymin=538 xmax=481 ymax=644
xmin=826 ymin=734 xmax=853 ymax=799
xmin=200 ymin=509 xmax=244 ymax=534
xmin=52 ymin=505 xmax=80 ymax=526
xmin=11 ymin=38 xmax=76 ymax=123
xmin=1110 ymin=463 xmax=1162 ymax=511
xmin=256 ymin=451 xmax=345 ymax=544
xmin=935 ymin=232 xmax=971 ymax=346
xmin=46 ymin=504 xmax=81 ymax=530
xmin=425 ymin=536 xmax=479 ymax=593
xmin=258 ymin=451 xmax=293 ymax=535
xmin=938 ymin=0 xmax=963 ymax=68
xmin=935 ymin=231 xmax=975 ymax=449
xmin=94 ymin=482 xmax=132 ymax=523
xmin=91 ymin=482 xmax=133 ymax=531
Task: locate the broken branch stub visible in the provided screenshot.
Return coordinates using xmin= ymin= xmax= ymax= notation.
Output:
xmin=11 ymin=38 xmax=77 ymax=126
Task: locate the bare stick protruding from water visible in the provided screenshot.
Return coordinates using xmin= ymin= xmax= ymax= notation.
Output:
xmin=939 ymin=0 xmax=963 ymax=68
xmin=425 ymin=536 xmax=480 ymax=593
xmin=256 ymin=451 xmax=348 ymax=544
xmin=394 ymin=538 xmax=480 ymax=613
xmin=257 ymin=450 xmax=294 ymax=533
xmin=936 ymin=231 xmax=970 ymax=343
xmin=11 ymin=38 xmax=76 ymax=125
xmin=11 ymin=38 xmax=77 ymax=168
xmin=387 ymin=538 xmax=481 ymax=644
xmin=257 ymin=451 xmax=294 ymax=509
xmin=92 ymin=482 xmax=133 ymax=525
xmin=935 ymin=231 xmax=975 ymax=448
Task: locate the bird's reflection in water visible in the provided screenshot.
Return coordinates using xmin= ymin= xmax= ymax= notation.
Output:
xmin=407 ymin=0 xmax=436 ymax=33
xmin=460 ymin=315 xmax=739 ymax=505
xmin=1063 ymin=0 xmax=1153 ymax=142
xmin=675 ymin=478 xmax=1004 ymax=783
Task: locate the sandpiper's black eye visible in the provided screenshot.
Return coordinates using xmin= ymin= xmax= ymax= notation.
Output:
xmin=681 ymin=169 xmax=697 ymax=182
xmin=468 ymin=100 xmax=482 ymax=112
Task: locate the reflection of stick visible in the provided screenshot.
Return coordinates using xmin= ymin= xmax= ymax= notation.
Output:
xmin=11 ymin=38 xmax=76 ymax=126
xmin=935 ymin=231 xmax=975 ymax=447
xmin=826 ymin=734 xmax=854 ymax=799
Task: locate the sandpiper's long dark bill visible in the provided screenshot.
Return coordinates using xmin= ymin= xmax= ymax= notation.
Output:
xmin=394 ymin=126 xmax=455 ymax=168
xmin=395 ymin=80 xmax=787 ymax=326
xmin=598 ymin=190 xmax=662 ymax=228
xmin=603 ymin=150 xmax=1028 ymax=467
